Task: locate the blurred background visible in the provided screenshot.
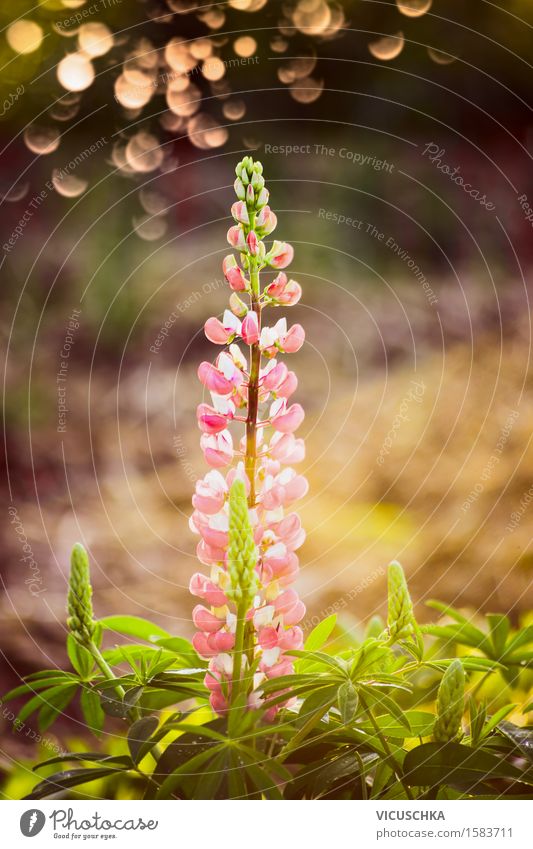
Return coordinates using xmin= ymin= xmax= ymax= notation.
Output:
xmin=1 ymin=0 xmax=533 ymax=767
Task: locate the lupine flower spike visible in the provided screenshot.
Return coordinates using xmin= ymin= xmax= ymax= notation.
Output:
xmin=67 ymin=543 xmax=96 ymax=647
xmin=191 ymin=156 xmax=307 ymax=718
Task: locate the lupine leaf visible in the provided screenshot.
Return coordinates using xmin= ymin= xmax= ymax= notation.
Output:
xmin=128 ymin=717 xmax=159 ymax=764
xmin=100 ymin=615 xmax=170 ymax=643
xmin=403 ymin=743 xmax=526 ymax=789
xmin=80 ymin=687 xmax=105 ymax=735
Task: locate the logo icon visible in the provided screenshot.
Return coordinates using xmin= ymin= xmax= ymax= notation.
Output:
xmin=20 ymin=810 xmax=46 ymax=837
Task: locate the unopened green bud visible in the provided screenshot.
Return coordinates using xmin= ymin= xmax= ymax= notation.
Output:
xmin=433 ymin=659 xmax=465 ymax=743
xmin=251 ymin=171 xmax=264 ymax=190
xmin=226 ymin=479 xmax=258 ymax=608
xmin=67 ymin=543 xmax=96 ymax=646
xmin=387 ymin=560 xmax=415 ymax=641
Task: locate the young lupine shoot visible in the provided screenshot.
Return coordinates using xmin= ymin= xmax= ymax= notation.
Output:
xmin=433 ymin=659 xmax=465 ymax=743
xmin=387 ymin=560 xmax=415 ymax=642
xmin=67 ymin=543 xmax=96 ymax=647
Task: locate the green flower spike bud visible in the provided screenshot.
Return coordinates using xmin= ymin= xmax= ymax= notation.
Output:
xmin=387 ymin=560 xmax=415 ymax=641
xmin=226 ymin=479 xmax=258 ymax=609
xmin=67 ymin=543 xmax=96 ymax=646
xmin=433 ymin=659 xmax=465 ymax=743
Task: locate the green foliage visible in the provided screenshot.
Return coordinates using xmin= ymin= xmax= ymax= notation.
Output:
xmin=2 ymin=546 xmax=532 ymax=800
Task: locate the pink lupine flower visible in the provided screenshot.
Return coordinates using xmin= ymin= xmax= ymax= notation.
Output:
xmin=196 ymin=403 xmax=231 ymax=434
xmin=223 ymin=255 xmax=248 ymax=292
xmin=191 ymin=157 xmax=308 ymax=719
xmin=268 ymin=240 xmax=294 ymax=269
xmin=279 ymin=323 xmax=305 ymax=353
xmin=204 ymin=309 xmax=241 ymax=344
xmin=255 ymin=206 xmax=277 ymax=236
xmin=227 ymin=225 xmax=246 ymax=250
xmin=241 ymin=310 xmax=260 ymax=345
xmin=261 ymin=359 xmax=287 ymax=392
xmin=200 ymin=430 xmax=233 ymax=467
xmin=231 ymin=201 xmax=249 ymax=225
xmin=192 ymin=470 xmax=227 ymax=514
xmin=270 ymin=399 xmax=305 ymax=433
xmin=246 ymin=230 xmax=259 ymax=256
xmin=189 ymin=573 xmax=228 ymax=607
xmin=198 ymin=362 xmax=234 ymax=395
xmin=277 ymin=370 xmax=298 ymax=398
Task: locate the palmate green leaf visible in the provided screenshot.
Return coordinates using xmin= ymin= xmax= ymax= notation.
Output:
xmin=358 ymin=710 xmax=436 ymax=739
xmin=296 ymin=685 xmax=339 ymax=725
xmin=501 ymin=625 xmax=533 ymax=658
xmin=487 ymin=614 xmax=510 ymax=656
xmin=128 ymin=717 xmax=159 ymax=764
xmin=155 ymin=637 xmax=206 ymax=667
xmin=426 ymin=657 xmax=502 ymax=673
xmin=26 ymin=766 xmax=127 ymax=800
xmin=38 ymin=685 xmax=77 ymax=732
xmin=3 ymin=676 xmax=76 ymax=702
xmin=360 ymin=686 xmax=411 ymax=732
xmin=304 ymin=615 xmax=337 ymax=652
xmin=34 ymin=753 xmax=133 ymax=771
xmin=403 ymin=742 xmax=528 ymax=789
xmin=338 ymin=681 xmax=358 ymax=725
xmin=100 ymin=615 xmax=170 ymax=643
xmin=16 ymin=683 xmax=78 ymax=729
xmin=287 ymin=751 xmax=378 ymax=799
xmin=155 ymin=745 xmax=224 ymax=799
xmin=477 ymin=704 xmax=515 ymax=742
